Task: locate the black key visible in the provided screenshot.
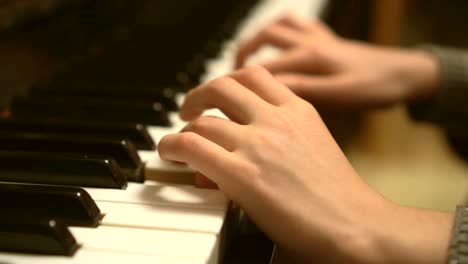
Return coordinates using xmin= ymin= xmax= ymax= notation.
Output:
xmin=11 ymin=96 xmax=170 ymax=126
xmin=0 ymin=133 xmax=141 ymax=169
xmin=0 ymin=118 xmax=156 ymax=150
xmin=186 ymin=54 xmax=206 ymax=80
xmin=0 ymin=152 xmax=127 ymax=189
xmin=31 ymin=85 xmax=179 ymax=111
xmin=0 ymin=218 xmax=79 ymax=256
xmin=0 ymin=183 xmax=102 ymax=227
xmin=0 ymin=133 xmax=144 ymax=182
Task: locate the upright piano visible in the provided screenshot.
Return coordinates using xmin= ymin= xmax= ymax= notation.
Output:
xmin=0 ymin=1 xmax=327 ymax=263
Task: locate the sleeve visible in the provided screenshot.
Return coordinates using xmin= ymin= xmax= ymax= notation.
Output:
xmin=449 ymin=206 xmax=468 ymax=264
xmin=407 ymin=49 xmax=468 ymax=263
xmin=408 ymin=45 xmax=468 ymax=133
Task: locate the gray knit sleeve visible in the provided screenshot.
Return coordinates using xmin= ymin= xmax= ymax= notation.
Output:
xmin=408 ymin=45 xmax=468 ymax=132
xmin=449 ymin=206 xmax=468 ymax=264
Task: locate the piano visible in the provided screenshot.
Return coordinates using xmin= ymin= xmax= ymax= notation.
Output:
xmin=0 ymin=0 xmax=327 ymax=263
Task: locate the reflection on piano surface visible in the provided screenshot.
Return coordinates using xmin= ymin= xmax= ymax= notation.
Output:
xmin=0 ymin=0 xmax=327 ymax=263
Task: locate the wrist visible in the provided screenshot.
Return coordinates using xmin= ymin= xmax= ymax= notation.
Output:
xmin=369 ymin=205 xmax=453 ymax=264
xmin=333 ymin=198 xmax=398 ymax=264
xmin=336 ymin=201 xmax=453 ymax=264
xmin=398 ymin=50 xmax=441 ymax=102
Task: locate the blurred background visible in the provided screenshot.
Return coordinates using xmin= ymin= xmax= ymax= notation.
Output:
xmin=323 ymin=0 xmax=468 ymax=211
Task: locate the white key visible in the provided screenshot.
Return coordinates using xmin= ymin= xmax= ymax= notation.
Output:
xmin=0 ymin=249 xmax=209 ymax=264
xmin=141 ymin=103 xmax=228 ymax=183
xmin=140 ymin=112 xmax=194 ymax=183
xmin=70 ymin=226 xmax=219 ymax=262
xmin=97 ymin=201 xmax=225 ymax=234
xmin=86 ymin=182 xmax=228 ymax=211
xmin=88 ymin=182 xmax=227 ymax=233
xmin=202 ymin=0 xmax=327 ymax=82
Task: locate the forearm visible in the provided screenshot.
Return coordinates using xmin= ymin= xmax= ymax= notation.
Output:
xmin=306 ymin=189 xmax=454 ymax=264
xmin=374 ymin=206 xmax=453 ymax=264
xmin=343 ymin=204 xmax=453 ymax=264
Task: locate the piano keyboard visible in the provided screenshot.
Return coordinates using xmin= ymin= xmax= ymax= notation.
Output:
xmin=0 ymin=0 xmax=326 ymax=263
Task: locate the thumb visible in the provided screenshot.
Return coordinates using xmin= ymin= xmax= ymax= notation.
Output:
xmin=261 ymin=48 xmax=321 ymax=74
xmin=195 ymin=172 xmax=219 ymax=189
xmin=274 ymin=73 xmax=353 ymax=105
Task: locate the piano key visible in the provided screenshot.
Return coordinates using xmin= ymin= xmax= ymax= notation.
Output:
xmin=0 ymin=183 xmax=102 ymax=227
xmin=0 ymin=250 xmax=209 ymax=264
xmin=97 ymin=201 xmax=225 ymax=234
xmin=0 ymin=118 xmax=156 ymax=150
xmin=141 ymin=109 xmax=226 ymax=184
xmin=69 ymin=225 xmax=219 ymax=262
xmin=0 ymin=219 xmax=79 ymax=256
xmin=201 ymin=0 xmax=328 ymax=83
xmin=86 ymin=182 xmax=228 ymax=211
xmin=30 ymin=85 xmax=179 ymax=111
xmin=0 ymin=152 xmax=127 ymax=189
xmin=133 ymin=105 xmax=230 ymax=186
xmin=10 ymin=96 xmax=170 ymax=126
xmin=186 ymin=54 xmax=207 ymax=80
xmin=0 ymin=133 xmax=144 ymax=182
xmin=85 ymin=181 xmax=228 ymax=240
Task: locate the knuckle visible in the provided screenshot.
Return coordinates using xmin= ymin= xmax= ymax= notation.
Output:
xmin=302 ymin=47 xmax=319 ymax=57
xmin=261 ymin=23 xmax=280 ymax=37
xmin=207 ymin=76 xmax=234 ymax=94
xmin=189 ymin=116 xmax=212 ymax=133
xmin=294 ymin=99 xmax=319 ymax=117
xmin=184 ymin=88 xmax=197 ymax=100
xmin=242 ymin=64 xmax=271 ymax=77
xmin=250 ymin=131 xmax=267 ymax=147
xmin=270 ymin=111 xmax=293 ymax=128
xmin=296 ymin=46 xmax=321 ymax=61
xmin=157 ymin=133 xmax=197 ymax=161
xmin=248 ymin=127 xmax=276 ymax=148
xmin=175 ymin=132 xmax=200 ymax=152
xmin=278 ymin=74 xmax=300 ymax=86
xmin=244 ymin=164 xmax=264 ymax=187
xmin=281 ymin=13 xmax=297 ymax=21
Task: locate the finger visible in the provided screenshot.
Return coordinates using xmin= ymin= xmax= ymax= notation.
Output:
xmin=274 ymin=73 xmax=353 ymax=105
xmin=306 ymin=19 xmax=333 ymax=36
xmin=181 ymin=115 xmax=242 ymax=152
xmin=158 ymin=132 xmax=246 ymax=188
xmin=276 ymin=13 xmax=312 ymax=32
xmin=180 ymin=76 xmax=269 ymax=124
xmin=277 ymin=14 xmax=333 ymax=37
xmin=195 ymin=172 xmax=218 ymax=189
xmin=229 ymin=65 xmax=295 ymax=106
xmin=235 ymin=23 xmax=302 ymax=68
xmin=261 ymin=48 xmax=320 ymax=74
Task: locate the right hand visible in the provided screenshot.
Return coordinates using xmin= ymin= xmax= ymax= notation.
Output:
xmin=236 ymin=14 xmax=441 ymax=109
xmin=159 ymin=66 xmax=453 ymax=263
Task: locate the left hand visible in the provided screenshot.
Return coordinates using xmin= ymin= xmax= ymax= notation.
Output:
xmin=235 ymin=14 xmax=440 ymax=109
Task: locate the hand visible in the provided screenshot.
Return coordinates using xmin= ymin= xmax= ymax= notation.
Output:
xmin=236 ymin=14 xmax=440 ymax=108
xmin=158 ymin=66 xmax=453 ymax=262
xmin=159 ymin=66 xmax=381 ymax=260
